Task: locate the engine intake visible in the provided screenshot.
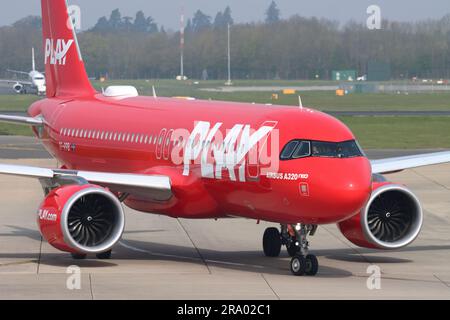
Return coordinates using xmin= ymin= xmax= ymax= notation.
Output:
xmin=38 ymin=184 xmax=125 ymax=254
xmin=13 ymin=83 xmax=23 ymax=94
xmin=338 ymin=183 xmax=423 ymax=249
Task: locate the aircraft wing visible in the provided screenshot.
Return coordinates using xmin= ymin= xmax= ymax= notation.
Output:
xmin=6 ymin=69 xmax=29 ymax=76
xmin=0 ymin=114 xmax=44 ymax=126
xmin=0 ymin=79 xmax=33 ymax=86
xmin=371 ymin=151 xmax=450 ymax=174
xmin=0 ymin=163 xmax=172 ymax=201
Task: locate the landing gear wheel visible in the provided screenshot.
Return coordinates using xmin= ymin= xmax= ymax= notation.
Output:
xmin=96 ymin=250 xmax=112 ymax=260
xmin=290 ymin=255 xmax=306 ymax=276
xmin=305 ymin=254 xmax=319 ymax=276
xmin=71 ymin=253 xmax=87 ymax=260
xmin=263 ymin=227 xmax=282 ymax=257
xmin=286 ymin=243 xmax=299 ymax=257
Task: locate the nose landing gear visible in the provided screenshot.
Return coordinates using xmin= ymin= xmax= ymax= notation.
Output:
xmin=263 ymin=224 xmax=319 ymax=276
xmin=290 ymin=254 xmax=319 ymax=276
xmin=262 ymin=227 xmax=282 ymax=257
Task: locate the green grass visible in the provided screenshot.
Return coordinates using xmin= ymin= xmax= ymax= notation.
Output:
xmin=1 ymin=80 xmax=450 ymax=112
xmin=0 ymin=95 xmax=40 ymax=112
xmin=340 ymin=116 xmax=450 ymax=149
xmin=0 ymin=123 xmax=34 ymax=136
xmin=91 ymin=79 xmax=450 ymax=111
xmin=304 ymin=92 xmax=450 ymax=111
xmin=193 ymin=91 xmax=450 ymax=111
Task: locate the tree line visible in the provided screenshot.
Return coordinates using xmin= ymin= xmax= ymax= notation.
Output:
xmin=1 ymin=1 xmax=450 ymax=80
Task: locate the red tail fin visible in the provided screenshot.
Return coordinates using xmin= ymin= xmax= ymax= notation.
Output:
xmin=41 ymin=0 xmax=96 ymax=97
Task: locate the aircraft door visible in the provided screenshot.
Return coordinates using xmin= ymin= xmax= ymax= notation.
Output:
xmin=156 ymin=128 xmax=167 ymax=160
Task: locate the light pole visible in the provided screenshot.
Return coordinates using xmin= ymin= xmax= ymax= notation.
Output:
xmin=177 ymin=10 xmax=187 ymax=81
xmin=225 ymin=23 xmax=232 ymax=86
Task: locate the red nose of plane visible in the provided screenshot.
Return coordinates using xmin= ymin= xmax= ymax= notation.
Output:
xmin=302 ymin=157 xmax=372 ymax=224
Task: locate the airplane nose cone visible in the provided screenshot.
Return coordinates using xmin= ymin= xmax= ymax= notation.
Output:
xmin=331 ymin=158 xmax=372 ymax=220
xmin=306 ymin=157 xmax=372 ymax=223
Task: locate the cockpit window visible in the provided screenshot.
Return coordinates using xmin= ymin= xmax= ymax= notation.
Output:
xmin=292 ymin=141 xmax=311 ymax=159
xmin=280 ymin=141 xmax=299 ymax=160
xmin=311 ymin=141 xmax=336 ymax=157
xmin=280 ymin=140 xmax=364 ymax=160
xmin=340 ymin=141 xmax=365 ymax=158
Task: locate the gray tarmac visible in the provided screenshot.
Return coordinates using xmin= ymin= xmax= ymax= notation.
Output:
xmin=0 ymin=82 xmax=39 ymax=95
xmin=0 ymin=87 xmax=13 ymax=95
xmin=0 ymin=143 xmax=450 ymax=299
xmin=0 ymin=136 xmax=51 ymax=159
xmin=201 ymin=85 xmax=339 ymax=92
xmin=0 ymin=82 xmax=16 ymax=95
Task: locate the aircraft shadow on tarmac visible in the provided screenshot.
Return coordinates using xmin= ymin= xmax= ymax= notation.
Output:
xmin=2 ymin=225 xmax=450 ymax=277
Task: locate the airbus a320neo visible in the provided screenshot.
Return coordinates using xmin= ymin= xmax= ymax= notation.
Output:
xmin=1 ymin=0 xmax=449 ymax=276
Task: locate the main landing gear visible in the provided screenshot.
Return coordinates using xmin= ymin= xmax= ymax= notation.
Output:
xmin=70 ymin=249 xmax=112 ymax=260
xmin=262 ymin=224 xmax=319 ymax=276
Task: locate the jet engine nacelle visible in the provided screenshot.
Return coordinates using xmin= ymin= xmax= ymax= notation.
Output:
xmin=13 ymin=82 xmax=23 ymax=94
xmin=338 ymin=182 xmax=423 ymax=249
xmin=37 ymin=184 xmax=125 ymax=254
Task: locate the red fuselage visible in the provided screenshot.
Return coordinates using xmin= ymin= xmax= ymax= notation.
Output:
xmin=28 ymin=94 xmax=372 ymax=225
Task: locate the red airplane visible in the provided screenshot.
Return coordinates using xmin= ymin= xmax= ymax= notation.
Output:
xmin=1 ymin=0 xmax=450 ymax=276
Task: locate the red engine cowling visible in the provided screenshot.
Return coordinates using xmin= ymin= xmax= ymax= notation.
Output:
xmin=338 ymin=182 xmax=423 ymax=249
xmin=37 ymin=184 xmax=125 ymax=254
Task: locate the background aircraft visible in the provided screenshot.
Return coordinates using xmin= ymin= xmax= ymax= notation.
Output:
xmin=0 ymin=0 xmax=449 ymax=276
xmin=0 ymin=48 xmax=46 ymax=95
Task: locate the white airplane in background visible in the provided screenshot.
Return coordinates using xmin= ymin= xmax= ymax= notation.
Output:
xmin=0 ymin=48 xmax=46 ymax=96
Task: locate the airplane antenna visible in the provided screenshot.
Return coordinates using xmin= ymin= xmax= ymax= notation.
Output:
xmin=152 ymin=86 xmax=157 ymax=99
xmin=298 ymin=95 xmax=303 ymax=109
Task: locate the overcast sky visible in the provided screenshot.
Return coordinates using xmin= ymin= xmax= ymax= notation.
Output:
xmin=1 ymin=0 xmax=449 ymax=30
